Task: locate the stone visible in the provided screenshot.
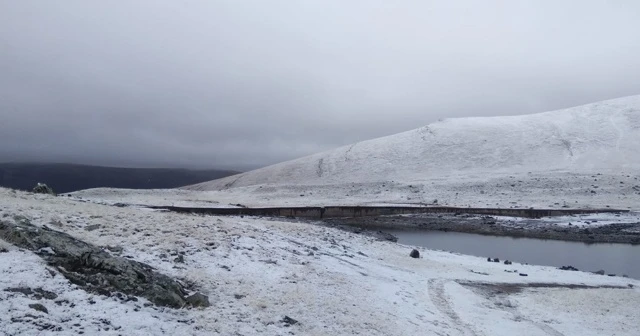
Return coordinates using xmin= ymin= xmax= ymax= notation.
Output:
xmin=593 ymin=270 xmax=605 ymax=275
xmin=504 ymin=260 xmax=512 ymax=265
xmin=85 ymin=224 xmax=101 ymax=232
xmin=281 ymin=316 xmax=299 ymax=326
xmin=5 ymin=287 xmax=58 ymax=300
xmin=487 ymin=257 xmax=492 ymax=262
xmin=519 ymin=273 xmax=528 ymax=277
xmin=559 ymin=265 xmax=579 ymax=271
xmin=33 ymin=183 xmax=55 ymax=195
xmin=409 ymin=249 xmax=420 ymax=258
xmin=185 ymin=292 xmax=210 ymax=308
xmin=28 ymin=303 xmax=48 ymax=314
xmin=493 ymin=258 xmax=500 ymax=263
xmin=104 ymin=245 xmax=123 ymax=253
xmin=0 ymin=218 xmax=191 ymax=308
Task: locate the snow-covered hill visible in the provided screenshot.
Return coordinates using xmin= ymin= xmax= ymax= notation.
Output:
xmin=189 ymin=95 xmax=640 ymax=190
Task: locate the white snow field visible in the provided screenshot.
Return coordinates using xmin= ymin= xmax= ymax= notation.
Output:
xmin=1 ymin=188 xmax=639 ymax=336
xmin=74 ymin=95 xmax=640 ymax=210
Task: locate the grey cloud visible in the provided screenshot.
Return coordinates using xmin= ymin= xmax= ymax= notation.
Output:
xmin=1 ymin=1 xmax=640 ymax=170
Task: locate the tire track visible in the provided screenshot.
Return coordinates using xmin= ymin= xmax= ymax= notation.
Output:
xmin=428 ymin=279 xmax=479 ymax=336
xmin=462 ymin=282 xmax=566 ymax=336
xmin=530 ymin=321 xmax=565 ymax=336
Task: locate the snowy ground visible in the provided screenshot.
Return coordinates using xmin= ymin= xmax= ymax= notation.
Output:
xmin=186 ymin=95 xmax=640 ymax=193
xmin=71 ymin=169 xmax=640 ymax=210
xmin=1 ymin=187 xmax=639 ymax=335
xmin=492 ymin=211 xmax=640 ymax=229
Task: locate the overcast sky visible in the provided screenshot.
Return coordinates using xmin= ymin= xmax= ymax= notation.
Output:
xmin=1 ymin=1 xmax=640 ymax=170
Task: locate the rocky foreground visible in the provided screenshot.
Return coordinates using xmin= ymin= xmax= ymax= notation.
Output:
xmin=1 ymin=187 xmax=639 ymax=335
xmin=0 ymin=218 xmax=210 ymax=309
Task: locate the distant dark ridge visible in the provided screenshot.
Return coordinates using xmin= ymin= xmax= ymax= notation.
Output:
xmin=0 ymin=163 xmax=239 ymax=193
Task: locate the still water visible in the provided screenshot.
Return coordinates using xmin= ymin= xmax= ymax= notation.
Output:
xmin=389 ymin=230 xmax=640 ymax=279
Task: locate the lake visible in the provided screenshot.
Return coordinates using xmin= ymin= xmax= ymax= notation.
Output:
xmin=389 ymin=230 xmax=640 ymax=279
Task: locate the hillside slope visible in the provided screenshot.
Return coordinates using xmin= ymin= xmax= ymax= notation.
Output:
xmin=188 ymin=95 xmax=640 ymax=191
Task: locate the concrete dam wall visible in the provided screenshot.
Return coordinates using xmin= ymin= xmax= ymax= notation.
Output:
xmin=146 ymin=205 xmax=628 ymax=219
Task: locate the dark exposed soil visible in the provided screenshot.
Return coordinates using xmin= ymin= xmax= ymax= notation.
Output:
xmin=460 ymin=281 xmax=630 ymax=295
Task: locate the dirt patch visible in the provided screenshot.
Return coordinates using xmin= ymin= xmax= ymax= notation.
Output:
xmin=459 ymin=281 xmax=630 ymax=295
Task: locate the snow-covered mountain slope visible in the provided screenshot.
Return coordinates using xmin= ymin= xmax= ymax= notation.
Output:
xmin=2 ymin=188 xmax=639 ymax=335
xmin=189 ymin=95 xmax=640 ymax=191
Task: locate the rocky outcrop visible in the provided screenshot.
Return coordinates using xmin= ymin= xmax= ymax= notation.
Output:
xmin=32 ymin=183 xmax=55 ymax=195
xmin=559 ymin=265 xmax=579 ymax=271
xmin=0 ymin=217 xmax=209 ymax=308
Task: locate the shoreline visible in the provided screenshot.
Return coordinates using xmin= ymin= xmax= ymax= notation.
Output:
xmin=320 ymin=213 xmax=640 ymax=245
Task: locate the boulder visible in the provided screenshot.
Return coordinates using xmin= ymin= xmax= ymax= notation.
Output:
xmin=0 ymin=218 xmax=199 ymax=308
xmin=28 ymin=303 xmax=49 ymax=314
xmin=409 ymin=249 xmax=420 ymax=258
xmin=559 ymin=265 xmax=579 ymax=271
xmin=33 ymin=183 xmax=55 ymax=195
xmin=504 ymin=260 xmax=512 ymax=265
xmin=185 ymin=293 xmax=210 ymax=307
xmin=281 ymin=316 xmax=299 ymax=326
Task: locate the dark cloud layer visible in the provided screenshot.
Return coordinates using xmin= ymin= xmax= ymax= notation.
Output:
xmin=2 ymin=1 xmax=640 ymax=170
